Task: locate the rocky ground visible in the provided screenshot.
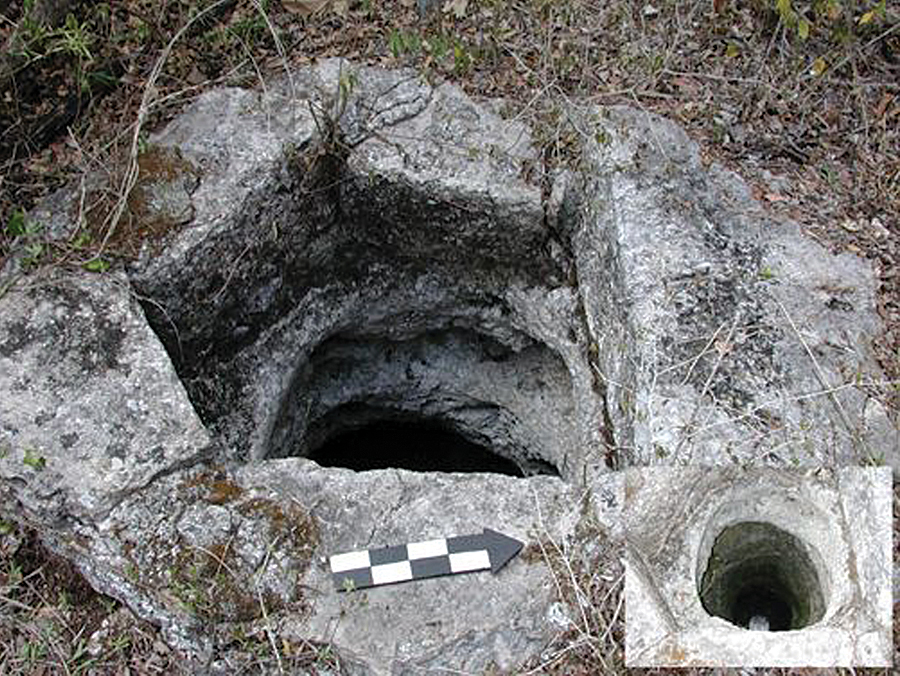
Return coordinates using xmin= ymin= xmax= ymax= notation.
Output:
xmin=0 ymin=0 xmax=898 ymax=673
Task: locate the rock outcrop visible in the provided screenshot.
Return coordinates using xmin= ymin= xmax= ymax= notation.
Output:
xmin=572 ymin=105 xmax=896 ymax=468
xmin=0 ymin=59 xmax=894 ymax=673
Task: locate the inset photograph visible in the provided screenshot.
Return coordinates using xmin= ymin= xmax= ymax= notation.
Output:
xmin=625 ymin=466 xmax=892 ymax=667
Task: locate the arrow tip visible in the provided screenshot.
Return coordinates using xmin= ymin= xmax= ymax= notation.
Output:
xmin=483 ymin=528 xmax=523 ymax=573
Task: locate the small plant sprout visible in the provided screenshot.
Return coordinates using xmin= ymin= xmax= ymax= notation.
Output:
xmin=22 ymin=449 xmax=46 ymax=470
xmin=83 ymin=257 xmax=111 ymax=273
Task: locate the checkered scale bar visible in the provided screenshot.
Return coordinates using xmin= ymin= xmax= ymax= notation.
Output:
xmin=328 ymin=529 xmax=522 ymax=591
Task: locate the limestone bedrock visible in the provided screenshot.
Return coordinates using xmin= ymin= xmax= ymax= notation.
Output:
xmin=0 ymin=59 xmax=895 ymax=673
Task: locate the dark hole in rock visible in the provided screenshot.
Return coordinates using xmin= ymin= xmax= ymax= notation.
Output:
xmin=133 ymin=119 xmax=591 ymax=477
xmin=733 ymin=584 xmax=793 ymax=631
xmin=308 ymin=416 xmax=527 ymax=476
xmin=265 ymin=329 xmax=571 ymax=478
xmin=302 ymin=403 xmax=560 ymax=477
xmin=699 ymin=521 xmax=825 ymax=632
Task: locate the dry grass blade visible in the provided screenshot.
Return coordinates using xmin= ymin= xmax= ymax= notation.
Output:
xmin=674 ymin=312 xmax=742 ymax=462
xmin=775 ymin=297 xmax=868 ymax=463
xmin=251 ymin=0 xmax=296 ymax=106
xmin=526 ymin=485 xmax=625 ymax=674
xmin=0 ymin=522 xmax=185 ymax=674
xmin=95 ymin=0 xmax=235 ymax=259
xmin=282 ymin=0 xmax=332 ymax=17
xmin=0 ymin=593 xmax=34 ymax=612
xmin=256 ymin=584 xmax=284 ymax=675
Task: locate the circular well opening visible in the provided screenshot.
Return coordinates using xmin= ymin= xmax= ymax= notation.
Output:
xmin=698 ymin=521 xmax=826 ymax=631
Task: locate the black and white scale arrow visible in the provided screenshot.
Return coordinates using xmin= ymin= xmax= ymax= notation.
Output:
xmin=329 ymin=528 xmax=523 ymax=591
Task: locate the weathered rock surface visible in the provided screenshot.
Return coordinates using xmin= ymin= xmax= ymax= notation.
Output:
xmin=0 ymin=58 xmax=895 ymax=673
xmin=78 ymin=460 xmax=619 ymax=673
xmin=126 ymin=60 xmax=605 ymax=482
xmin=572 ymin=105 xmax=897 ymax=469
xmin=0 ymin=273 xmax=210 ymax=521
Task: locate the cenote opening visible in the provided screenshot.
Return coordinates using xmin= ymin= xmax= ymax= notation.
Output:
xmin=698 ymin=521 xmax=826 ymax=632
xmin=308 ymin=417 xmax=545 ymax=477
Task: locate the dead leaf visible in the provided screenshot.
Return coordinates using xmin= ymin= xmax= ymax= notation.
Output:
xmin=333 ymin=0 xmax=349 ymax=18
xmin=282 ymin=0 xmax=332 ymax=16
xmin=810 ymin=56 xmax=827 ymax=76
xmin=444 ymin=0 xmax=468 ymax=19
xmin=858 ymin=9 xmax=876 ymax=25
xmin=715 ymin=338 xmax=733 ymax=356
xmin=870 ymin=217 xmax=890 ymax=239
xmin=874 ymin=93 xmax=894 ymax=118
xmin=672 ymin=76 xmax=699 ymax=97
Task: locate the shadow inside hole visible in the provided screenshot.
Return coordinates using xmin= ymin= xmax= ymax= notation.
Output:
xmin=733 ymin=583 xmax=793 ymax=631
xmin=308 ymin=418 xmax=527 ymax=476
xmin=699 ymin=521 xmax=825 ymax=632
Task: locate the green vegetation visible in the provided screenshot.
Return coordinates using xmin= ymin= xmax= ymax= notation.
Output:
xmin=21 ymin=449 xmax=46 ymax=471
xmin=772 ymin=0 xmax=888 ymax=43
xmin=3 ymin=211 xmax=45 ymax=269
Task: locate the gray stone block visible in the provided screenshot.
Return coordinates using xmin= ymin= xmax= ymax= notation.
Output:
xmin=0 ymin=273 xmax=210 ymax=521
